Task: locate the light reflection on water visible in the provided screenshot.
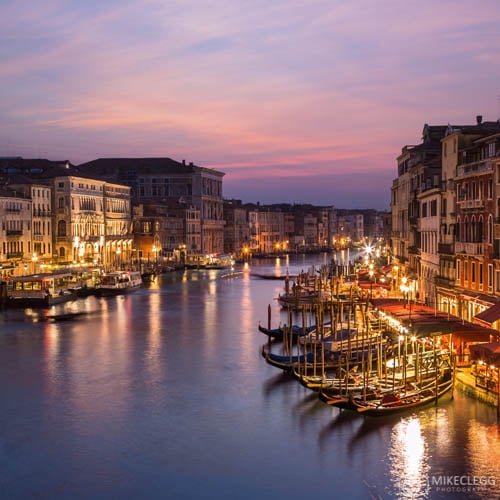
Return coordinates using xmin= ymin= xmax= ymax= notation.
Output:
xmin=388 ymin=417 xmax=430 ymax=499
xmin=0 ymin=254 xmax=498 ymax=499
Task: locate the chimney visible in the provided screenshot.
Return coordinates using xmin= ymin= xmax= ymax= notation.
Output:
xmin=476 ymin=115 xmax=483 ymax=124
xmin=182 ymin=159 xmax=186 ymax=165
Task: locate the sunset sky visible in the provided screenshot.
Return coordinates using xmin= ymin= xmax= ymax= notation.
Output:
xmin=2 ymin=1 xmax=500 ymax=210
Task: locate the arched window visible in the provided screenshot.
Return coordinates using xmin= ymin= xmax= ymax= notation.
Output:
xmin=478 ymin=216 xmax=484 ymax=242
xmin=59 ymin=247 xmax=65 ymax=257
xmin=489 ymin=215 xmax=494 ymax=244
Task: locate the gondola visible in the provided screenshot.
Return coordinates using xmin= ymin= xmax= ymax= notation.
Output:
xmin=347 ymin=370 xmax=453 ymax=416
xmin=257 ymin=323 xmax=320 ymax=341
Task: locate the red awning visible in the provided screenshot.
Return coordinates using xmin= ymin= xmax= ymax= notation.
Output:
xmin=371 ymin=298 xmax=497 ymax=342
xmin=474 ymin=302 xmax=500 ymax=326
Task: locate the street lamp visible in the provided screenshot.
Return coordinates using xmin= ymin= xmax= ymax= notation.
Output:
xmin=116 ymin=247 xmax=121 ymax=270
xmin=369 ymin=268 xmax=374 ymax=299
xmin=32 ymin=253 xmax=38 ymax=274
xmin=242 ymin=246 xmax=249 ymax=261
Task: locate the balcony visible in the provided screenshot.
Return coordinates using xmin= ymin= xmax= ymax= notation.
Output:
xmin=408 ymin=245 xmax=421 ymax=255
xmin=6 ymin=229 xmax=22 ymax=236
xmin=456 ymin=159 xmax=493 ymax=178
xmin=455 ymin=241 xmax=483 ymax=255
xmin=438 ymin=243 xmax=454 ymax=255
xmin=456 ymin=199 xmax=485 ymax=209
xmin=435 ymin=276 xmax=455 ymax=288
xmin=6 ymin=252 xmax=23 ymax=259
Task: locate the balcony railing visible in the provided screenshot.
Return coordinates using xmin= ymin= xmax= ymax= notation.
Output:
xmin=435 ymin=276 xmax=455 ymax=288
xmin=5 ymin=229 xmax=22 ymax=236
xmin=456 ymin=199 xmax=485 ymax=209
xmin=438 ymin=243 xmax=454 ymax=255
xmin=455 ymin=241 xmax=483 ymax=255
xmin=456 ymin=159 xmax=493 ymax=178
xmin=6 ymin=252 xmax=23 ymax=259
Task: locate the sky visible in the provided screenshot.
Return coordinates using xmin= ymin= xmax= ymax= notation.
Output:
xmin=1 ymin=1 xmax=500 ymax=210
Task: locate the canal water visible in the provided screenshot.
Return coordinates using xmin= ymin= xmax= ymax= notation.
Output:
xmin=0 ymin=254 xmax=498 ymax=499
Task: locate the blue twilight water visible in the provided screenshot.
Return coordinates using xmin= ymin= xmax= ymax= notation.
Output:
xmin=0 ymin=253 xmax=498 ymax=500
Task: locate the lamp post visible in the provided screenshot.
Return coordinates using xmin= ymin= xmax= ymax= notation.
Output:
xmin=242 ymin=246 xmax=249 ymax=262
xmin=32 ymin=253 xmax=38 ymax=274
xmin=393 ymin=265 xmax=399 ymax=295
xmin=116 ymin=247 xmax=121 ymax=270
xmin=369 ymin=268 xmax=374 ymax=299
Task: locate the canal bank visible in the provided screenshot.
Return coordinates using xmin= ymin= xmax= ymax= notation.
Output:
xmin=455 ymin=368 xmax=500 ymax=409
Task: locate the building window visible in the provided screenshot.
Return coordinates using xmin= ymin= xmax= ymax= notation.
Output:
xmin=57 ymin=220 xmax=66 ymax=237
xmin=430 ymin=200 xmax=437 ymax=217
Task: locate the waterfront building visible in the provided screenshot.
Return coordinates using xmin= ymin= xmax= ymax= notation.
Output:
xmin=78 ymin=158 xmax=225 ymax=254
xmin=223 ymin=200 xmax=250 ymax=257
xmin=6 ymin=180 xmax=52 ymax=272
xmin=391 ymin=124 xmax=447 ymax=298
xmin=454 ymin=123 xmax=500 ymax=323
xmin=51 ymin=175 xmax=131 ymax=268
xmin=434 ymin=119 xmax=500 ymax=324
xmin=0 ymin=188 xmax=32 ymax=276
xmin=418 ymin=181 xmax=440 ymax=306
xmin=248 ymin=207 xmax=285 ymax=254
xmin=132 ymin=201 xmax=201 ymax=265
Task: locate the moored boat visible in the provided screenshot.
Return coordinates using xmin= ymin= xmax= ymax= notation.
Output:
xmin=258 ymin=323 xmax=318 ymax=341
xmin=5 ymin=272 xmax=78 ymax=307
xmin=347 ymin=370 xmax=453 ymax=416
xmin=95 ymin=271 xmax=142 ymax=296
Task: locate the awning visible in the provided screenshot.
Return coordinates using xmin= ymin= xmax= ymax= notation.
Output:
xmin=469 ymin=342 xmax=500 ymax=367
xmin=371 ymin=297 xmax=498 ymax=342
xmin=474 ymin=302 xmax=500 ymax=326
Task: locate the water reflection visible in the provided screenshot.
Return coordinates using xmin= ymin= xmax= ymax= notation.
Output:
xmin=0 ymin=255 xmax=498 ymax=500
xmin=467 ymin=420 xmax=500 ymax=497
xmin=388 ymin=417 xmax=430 ymax=499
xmin=144 ymin=289 xmax=164 ymax=383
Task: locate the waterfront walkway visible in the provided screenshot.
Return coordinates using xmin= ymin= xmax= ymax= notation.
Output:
xmin=455 ymin=367 xmax=499 ymax=409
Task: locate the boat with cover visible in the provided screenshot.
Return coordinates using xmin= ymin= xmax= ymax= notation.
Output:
xmin=342 ymin=369 xmax=453 ymax=416
xmin=263 ymin=340 xmax=387 ymax=373
xmin=6 ymin=272 xmax=78 ymax=307
xmin=258 ymin=322 xmax=324 ymax=341
xmin=95 ymin=271 xmax=142 ymax=296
